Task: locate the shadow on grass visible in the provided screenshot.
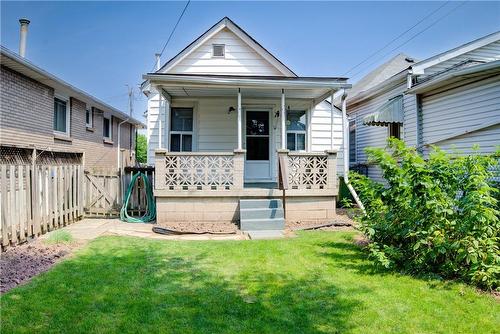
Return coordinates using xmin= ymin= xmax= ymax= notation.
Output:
xmin=1 ymin=238 xmax=364 ymax=334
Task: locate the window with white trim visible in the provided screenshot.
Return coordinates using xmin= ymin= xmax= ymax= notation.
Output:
xmin=388 ymin=123 xmax=402 ymax=139
xmin=170 ymin=107 xmax=193 ymax=152
xmin=212 ymin=44 xmax=225 ymax=58
xmin=103 ymin=115 xmax=112 ymax=140
xmin=86 ymin=107 xmax=93 ymax=128
xmin=286 ymin=110 xmax=306 ymax=151
xmin=53 ymin=96 xmax=70 ymax=135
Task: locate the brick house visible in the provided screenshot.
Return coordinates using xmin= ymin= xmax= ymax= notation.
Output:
xmin=0 ymin=46 xmax=144 ymax=169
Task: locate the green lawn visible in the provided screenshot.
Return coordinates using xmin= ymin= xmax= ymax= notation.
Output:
xmin=1 ymin=232 xmax=498 ymax=334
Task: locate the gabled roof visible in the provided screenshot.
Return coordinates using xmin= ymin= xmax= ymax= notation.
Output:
xmin=157 ymin=17 xmax=297 ymax=77
xmin=347 ymin=53 xmax=416 ymax=101
xmin=411 ymin=30 xmax=500 ymax=74
xmin=1 ymin=46 xmax=145 ymax=127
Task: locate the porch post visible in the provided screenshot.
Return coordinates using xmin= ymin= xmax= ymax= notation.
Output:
xmin=281 ymin=89 xmax=286 ymax=150
xmin=163 ymin=90 xmax=170 ymax=151
xmin=237 ymin=88 xmax=242 ymax=150
xmin=330 ymin=90 xmax=335 ymax=150
xmin=158 ymin=91 xmax=162 ymax=149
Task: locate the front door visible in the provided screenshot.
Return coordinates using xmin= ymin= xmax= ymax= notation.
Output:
xmin=244 ymin=110 xmax=271 ymax=181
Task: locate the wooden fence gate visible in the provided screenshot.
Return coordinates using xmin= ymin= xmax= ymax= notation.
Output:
xmin=84 ymin=169 xmax=121 ymax=217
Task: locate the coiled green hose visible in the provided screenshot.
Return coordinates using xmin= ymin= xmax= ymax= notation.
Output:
xmin=120 ymin=172 xmax=156 ymax=223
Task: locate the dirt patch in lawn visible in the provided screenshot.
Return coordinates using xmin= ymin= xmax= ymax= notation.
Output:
xmin=156 ymin=222 xmax=238 ymax=234
xmin=1 ymin=240 xmax=80 ymax=294
xmin=286 ymin=209 xmax=358 ymax=232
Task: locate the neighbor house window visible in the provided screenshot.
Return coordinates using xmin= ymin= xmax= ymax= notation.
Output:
xmin=349 ymin=119 xmax=356 ymax=163
xmin=212 ymin=44 xmax=225 ymax=58
xmin=170 ymin=108 xmax=193 ymax=152
xmin=86 ymin=107 xmax=93 ymax=128
xmin=389 ymin=123 xmax=402 ymax=139
xmin=53 ymin=96 xmax=70 ymax=135
xmin=103 ymin=116 xmax=112 ymax=140
xmin=286 ymin=110 xmax=306 ymax=151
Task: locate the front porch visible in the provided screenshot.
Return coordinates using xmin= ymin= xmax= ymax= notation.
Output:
xmin=144 ymin=73 xmax=350 ymax=224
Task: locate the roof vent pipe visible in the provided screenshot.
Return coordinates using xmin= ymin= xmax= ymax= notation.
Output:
xmin=155 ymin=53 xmax=161 ymax=71
xmin=19 ymin=18 xmax=30 ymax=57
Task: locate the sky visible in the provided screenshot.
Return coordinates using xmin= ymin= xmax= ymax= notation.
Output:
xmin=1 ymin=1 xmax=499 ymax=122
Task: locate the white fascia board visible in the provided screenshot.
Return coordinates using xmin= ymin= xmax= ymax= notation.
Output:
xmin=411 ymin=31 xmax=500 ymax=75
xmin=161 ymin=24 xmax=226 ymax=73
xmin=406 ymin=60 xmax=500 ymax=94
xmin=160 ymin=18 xmax=296 ymax=77
xmin=143 ymin=74 xmax=350 ymax=90
xmin=347 ymin=71 xmax=408 ymax=106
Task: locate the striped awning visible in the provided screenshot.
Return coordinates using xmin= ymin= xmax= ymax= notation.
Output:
xmin=363 ymin=95 xmax=404 ymax=126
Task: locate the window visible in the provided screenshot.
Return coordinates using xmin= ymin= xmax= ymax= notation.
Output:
xmin=53 ymin=97 xmax=70 ymax=135
xmin=86 ymin=107 xmax=93 ymax=128
xmin=349 ymin=119 xmax=356 ymax=163
xmin=170 ymin=108 xmax=193 ymax=152
xmin=286 ymin=110 xmax=306 ymax=151
xmin=103 ymin=116 xmax=112 ymax=139
xmin=389 ymin=123 xmax=402 ymax=139
xmin=212 ymin=44 xmax=225 ymax=58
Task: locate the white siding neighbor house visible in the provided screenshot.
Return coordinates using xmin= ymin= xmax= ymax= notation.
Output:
xmin=345 ymin=31 xmax=500 ymax=182
xmin=142 ymin=17 xmax=350 ymax=232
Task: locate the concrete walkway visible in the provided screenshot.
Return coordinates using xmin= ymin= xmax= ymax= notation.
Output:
xmin=41 ymin=219 xmax=246 ymax=241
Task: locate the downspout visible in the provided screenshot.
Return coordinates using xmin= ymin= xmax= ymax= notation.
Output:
xmin=341 ymin=90 xmax=366 ymax=213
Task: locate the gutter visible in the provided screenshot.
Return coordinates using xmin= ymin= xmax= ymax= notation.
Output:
xmin=341 ymin=90 xmax=366 ymax=213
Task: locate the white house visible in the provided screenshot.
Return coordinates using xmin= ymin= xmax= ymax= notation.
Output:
xmin=142 ymin=17 xmax=350 ymax=233
xmin=345 ymin=31 xmax=500 ymax=182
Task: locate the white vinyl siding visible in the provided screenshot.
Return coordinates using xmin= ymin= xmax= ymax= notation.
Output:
xmin=310 ymin=101 xmax=344 ymax=176
xmin=403 ymin=94 xmax=418 ymax=147
xmin=421 ymin=74 xmax=500 ymax=156
xmin=167 ymin=28 xmax=284 ymax=76
xmin=422 ymin=40 xmax=500 ymax=75
xmin=347 ymin=82 xmax=407 ymax=182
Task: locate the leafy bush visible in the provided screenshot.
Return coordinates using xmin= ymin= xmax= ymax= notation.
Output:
xmin=350 ymin=138 xmax=499 ymax=290
xmin=136 ymin=134 xmax=147 ymax=164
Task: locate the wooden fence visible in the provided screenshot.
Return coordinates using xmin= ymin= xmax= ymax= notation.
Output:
xmin=0 ymin=162 xmax=84 ymax=249
xmin=0 ymin=146 xmax=154 ymax=250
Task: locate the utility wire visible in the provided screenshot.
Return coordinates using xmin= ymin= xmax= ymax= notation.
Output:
xmin=151 ymin=0 xmax=191 ymax=72
xmin=343 ymin=1 xmax=450 ymax=76
xmin=349 ymin=0 xmax=468 ymax=81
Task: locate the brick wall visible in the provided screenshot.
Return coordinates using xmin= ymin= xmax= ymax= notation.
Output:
xmin=0 ymin=65 xmax=136 ymax=169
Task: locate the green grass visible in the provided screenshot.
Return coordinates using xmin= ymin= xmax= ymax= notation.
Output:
xmin=1 ymin=232 xmax=498 ymax=334
xmin=44 ymin=230 xmax=73 ymax=244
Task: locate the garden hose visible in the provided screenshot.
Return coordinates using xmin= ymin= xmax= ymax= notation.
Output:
xmin=120 ymin=172 xmax=156 ymax=223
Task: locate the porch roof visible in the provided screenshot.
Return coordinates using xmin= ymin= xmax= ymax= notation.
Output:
xmin=143 ymin=73 xmax=351 ymax=100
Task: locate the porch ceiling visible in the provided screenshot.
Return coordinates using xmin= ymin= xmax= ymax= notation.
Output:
xmin=143 ymin=73 xmax=351 ymax=100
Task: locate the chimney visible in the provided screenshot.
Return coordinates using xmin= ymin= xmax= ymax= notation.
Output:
xmin=19 ymin=18 xmax=30 ymax=57
xmin=155 ymin=53 xmax=161 ymax=71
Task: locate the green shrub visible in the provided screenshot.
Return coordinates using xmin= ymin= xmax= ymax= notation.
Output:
xmin=44 ymin=230 xmax=73 ymax=244
xmin=350 ymin=138 xmax=499 ymax=290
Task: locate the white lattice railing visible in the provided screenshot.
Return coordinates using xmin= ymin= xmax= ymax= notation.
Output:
xmin=155 ymin=151 xmax=245 ymax=192
xmin=286 ymin=152 xmax=337 ymax=190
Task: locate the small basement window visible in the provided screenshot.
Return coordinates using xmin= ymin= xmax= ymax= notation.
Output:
xmin=212 ymin=44 xmax=225 ymax=58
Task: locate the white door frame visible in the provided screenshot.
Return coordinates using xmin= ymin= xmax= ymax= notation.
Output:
xmin=243 ymin=108 xmax=274 ymax=182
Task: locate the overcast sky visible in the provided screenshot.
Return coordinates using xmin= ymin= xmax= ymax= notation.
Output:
xmin=2 ymin=1 xmax=499 ymax=121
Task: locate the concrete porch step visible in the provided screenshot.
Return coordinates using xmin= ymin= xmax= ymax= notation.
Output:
xmin=239 ymin=199 xmax=282 ymax=210
xmin=247 ymin=230 xmax=284 ymax=240
xmin=240 ymin=217 xmax=285 ymax=231
xmin=240 ymin=207 xmax=284 ymax=220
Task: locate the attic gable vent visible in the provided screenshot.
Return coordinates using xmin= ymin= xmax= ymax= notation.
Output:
xmin=212 ymin=44 xmax=225 ymax=58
